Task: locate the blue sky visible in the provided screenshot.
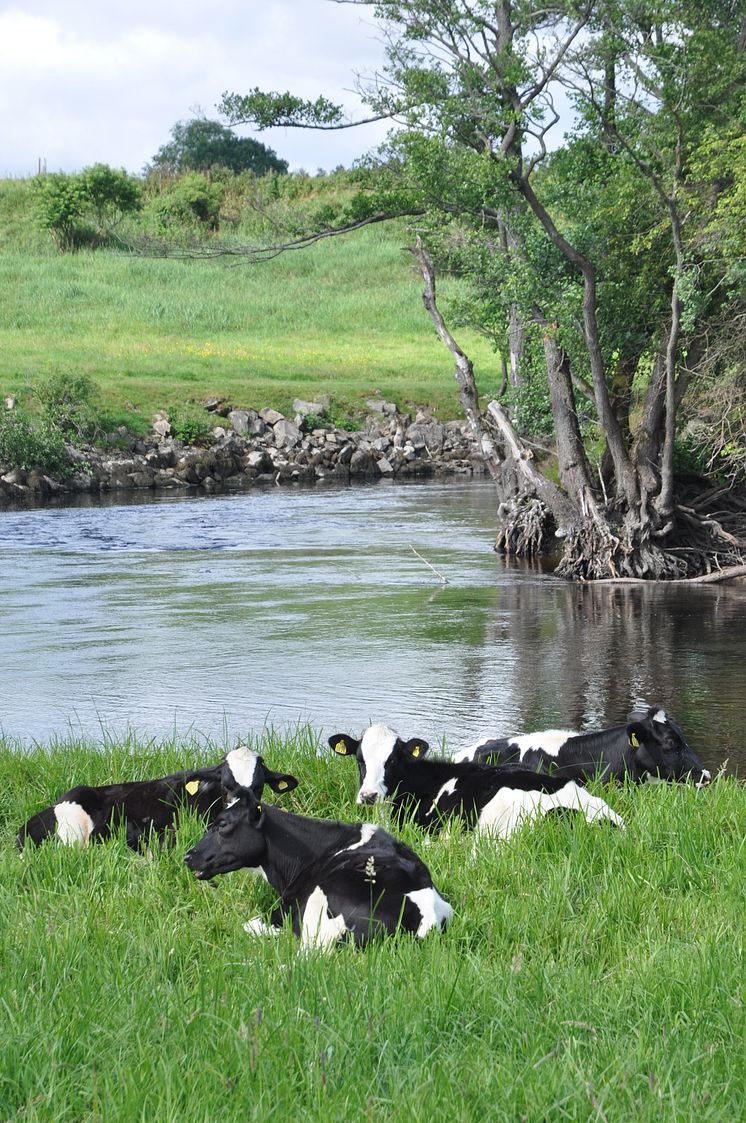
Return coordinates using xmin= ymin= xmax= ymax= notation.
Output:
xmin=0 ymin=1 xmax=392 ymax=177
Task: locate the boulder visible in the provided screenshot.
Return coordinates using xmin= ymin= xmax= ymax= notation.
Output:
xmin=273 ymin=419 xmax=302 ymax=450
xmin=259 ymin=407 xmax=284 ymax=426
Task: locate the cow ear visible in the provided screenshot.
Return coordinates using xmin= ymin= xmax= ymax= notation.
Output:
xmin=403 ymin=738 xmax=429 ymax=759
xmin=329 ymin=734 xmax=358 ymax=757
xmin=184 ymin=775 xmax=202 ymax=796
xmin=264 ymin=770 xmax=299 ymax=794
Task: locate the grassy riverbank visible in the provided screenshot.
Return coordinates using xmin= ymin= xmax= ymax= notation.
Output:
xmin=0 ymin=178 xmax=499 ymax=422
xmin=2 ymin=730 xmax=743 ymax=1122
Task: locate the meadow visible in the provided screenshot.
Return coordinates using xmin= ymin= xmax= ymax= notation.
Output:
xmin=0 ymin=179 xmax=499 ymax=425
xmin=1 ymin=730 xmax=743 ymax=1123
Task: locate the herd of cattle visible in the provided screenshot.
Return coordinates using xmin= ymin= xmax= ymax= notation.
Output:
xmin=18 ymin=705 xmax=712 ymax=951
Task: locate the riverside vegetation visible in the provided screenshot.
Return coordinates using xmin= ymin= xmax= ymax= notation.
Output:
xmin=1 ymin=729 xmax=743 ymax=1122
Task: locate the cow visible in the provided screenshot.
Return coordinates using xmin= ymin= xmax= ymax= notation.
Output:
xmin=184 ymin=790 xmax=454 ymax=951
xmin=328 ymin=724 xmax=624 ymax=839
xmin=451 ymin=706 xmax=711 ymax=787
xmin=16 ymin=746 xmax=299 ymax=849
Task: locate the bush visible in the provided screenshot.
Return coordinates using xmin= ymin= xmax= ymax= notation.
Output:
xmin=0 ymin=408 xmax=72 ymax=477
xmin=149 ymin=173 xmax=224 ymax=235
xmin=32 ymin=173 xmax=91 ymax=252
xmin=32 ymin=166 xmax=142 ymax=251
xmin=35 ymin=371 xmax=104 ymax=440
xmin=169 ymin=406 xmax=214 ymax=445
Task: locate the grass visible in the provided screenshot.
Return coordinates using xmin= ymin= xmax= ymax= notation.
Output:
xmin=0 ymin=182 xmax=501 ymax=422
xmin=2 ymin=730 xmax=743 ymax=1122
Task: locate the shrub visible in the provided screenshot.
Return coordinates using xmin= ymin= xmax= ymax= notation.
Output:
xmin=35 ymin=371 xmax=104 ymax=440
xmin=0 ymin=408 xmax=72 ymax=477
xmin=149 ymin=173 xmax=224 ymax=235
xmin=169 ymin=406 xmax=214 ymax=445
xmin=32 ymin=173 xmax=91 ymax=252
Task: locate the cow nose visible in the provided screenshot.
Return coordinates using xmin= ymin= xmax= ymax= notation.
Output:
xmin=184 ymin=849 xmax=195 ymax=866
xmin=697 ymin=771 xmax=712 ymax=787
xmin=359 ymin=791 xmax=379 ymax=805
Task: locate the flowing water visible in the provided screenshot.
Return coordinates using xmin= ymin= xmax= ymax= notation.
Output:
xmin=1 ymin=480 xmax=744 ymax=774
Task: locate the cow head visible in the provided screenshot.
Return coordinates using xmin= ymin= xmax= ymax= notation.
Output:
xmin=185 ymin=791 xmax=266 ymax=880
xmin=221 ymin=746 xmax=298 ymax=804
xmin=626 ymin=707 xmax=710 ymax=786
xmin=329 ymin=724 xmax=430 ymax=804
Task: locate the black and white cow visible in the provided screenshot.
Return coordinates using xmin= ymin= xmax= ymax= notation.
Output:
xmin=184 ymin=790 xmax=453 ymax=950
xmin=328 ymin=725 xmax=623 ymax=840
xmin=16 ymin=746 xmax=298 ymax=849
xmin=452 ymin=706 xmax=711 ymax=787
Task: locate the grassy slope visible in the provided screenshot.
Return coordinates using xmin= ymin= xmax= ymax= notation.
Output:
xmin=0 ymin=180 xmax=500 ymax=421
xmin=2 ymin=731 xmax=743 ymax=1123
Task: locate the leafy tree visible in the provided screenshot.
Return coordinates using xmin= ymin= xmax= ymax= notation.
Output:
xmin=149 ymin=172 xmax=224 ymax=233
xmin=79 ymin=164 xmax=142 ymax=235
xmin=33 ymin=165 xmax=141 ymax=250
xmin=217 ymin=0 xmax=746 ymax=581
xmin=148 ymin=118 xmax=288 ymax=176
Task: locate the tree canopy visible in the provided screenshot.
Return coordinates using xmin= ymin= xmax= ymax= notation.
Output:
xmin=218 ymin=0 xmax=746 ymax=581
xmin=148 ymin=117 xmax=288 ymax=177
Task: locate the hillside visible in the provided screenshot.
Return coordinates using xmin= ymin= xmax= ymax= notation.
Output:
xmin=0 ymin=177 xmax=500 ymax=425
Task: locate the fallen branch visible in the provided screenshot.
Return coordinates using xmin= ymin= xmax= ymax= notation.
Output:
xmin=409 ymin=544 xmax=448 ymax=584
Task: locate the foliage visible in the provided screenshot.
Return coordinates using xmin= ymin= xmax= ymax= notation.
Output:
xmin=79 ymin=163 xmax=142 ymax=234
xmin=31 ymin=172 xmax=90 ymax=251
xmin=168 ymin=405 xmax=214 ymax=445
xmin=149 ymin=117 xmax=288 ymax=176
xmin=0 ymin=406 xmax=72 ymax=476
xmin=35 ymin=370 xmax=106 ymax=440
xmin=32 ymin=165 xmax=142 ymax=251
xmin=148 ymin=172 xmax=224 ymax=234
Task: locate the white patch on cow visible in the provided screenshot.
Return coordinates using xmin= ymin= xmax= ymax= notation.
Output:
xmin=300 ymin=886 xmax=348 ymax=951
xmin=54 ymin=801 xmax=94 ymax=846
xmin=243 ymin=916 xmax=281 ymax=938
xmin=406 ymin=887 xmax=454 ymax=937
xmin=652 ymin=709 xmax=668 ymax=724
xmin=451 ymin=737 xmax=492 ymax=763
xmin=697 ymin=770 xmax=711 ymax=788
xmin=477 ymin=781 xmax=624 ymax=841
xmin=426 ymin=778 xmax=459 ymax=817
xmin=340 ymin=823 xmax=379 ymax=852
xmin=509 ymin=729 xmax=579 ymax=759
xmin=225 ymin=746 xmax=259 ymax=789
xmin=357 ymin=724 xmax=399 ymax=803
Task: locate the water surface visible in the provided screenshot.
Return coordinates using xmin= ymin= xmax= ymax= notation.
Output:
xmin=1 ymin=480 xmax=743 ymax=773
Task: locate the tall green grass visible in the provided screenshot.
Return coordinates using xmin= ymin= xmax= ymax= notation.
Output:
xmin=2 ymin=730 xmax=743 ymax=1122
xmin=0 ymin=178 xmax=501 ymax=420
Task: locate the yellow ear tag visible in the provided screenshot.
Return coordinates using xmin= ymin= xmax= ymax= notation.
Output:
xmin=255 ymin=805 xmax=262 ymax=815
xmin=277 ymin=780 xmax=288 ymax=790
xmin=412 ymin=745 xmax=421 ymax=758
xmin=185 ymin=780 xmax=200 ymax=795
xmin=629 ymin=733 xmax=640 ymax=749
xmin=334 ymin=740 xmax=348 ymax=755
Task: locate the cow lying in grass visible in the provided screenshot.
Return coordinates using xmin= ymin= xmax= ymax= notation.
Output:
xmin=452 ymin=706 xmax=711 ymax=787
xmin=17 ymin=746 xmax=298 ymax=849
xmin=184 ymin=790 xmax=454 ymax=950
xmin=329 ymin=725 xmax=624 ymax=839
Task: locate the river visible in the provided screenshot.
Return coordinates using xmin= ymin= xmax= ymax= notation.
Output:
xmin=1 ymin=479 xmax=743 ymax=774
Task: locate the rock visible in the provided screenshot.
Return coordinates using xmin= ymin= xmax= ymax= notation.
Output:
xmin=407 ymin=420 xmax=445 ymax=453
xmin=377 ymin=457 xmax=394 ymax=475
xmin=245 ymin=450 xmax=273 ymax=472
xmin=259 ymin=407 xmax=284 ymax=426
xmin=152 ymin=418 xmax=171 ymax=440
xmin=212 ymin=426 xmax=227 ymax=440
xmin=292 ymin=396 xmax=330 ymax=417
xmin=203 ymin=396 xmax=230 ymax=415
xmin=273 ymin=419 xmax=302 ymax=450
xmin=2 ymin=468 xmax=27 ymax=486
xmin=228 ymin=410 xmax=250 ymax=435
xmin=366 ymin=399 xmax=398 ymax=415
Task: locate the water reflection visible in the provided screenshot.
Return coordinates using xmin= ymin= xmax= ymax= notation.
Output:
xmin=0 ymin=480 xmax=743 ymax=773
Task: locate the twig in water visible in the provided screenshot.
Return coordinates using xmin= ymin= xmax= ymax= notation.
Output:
xmin=409 ymin=544 xmax=449 ymax=584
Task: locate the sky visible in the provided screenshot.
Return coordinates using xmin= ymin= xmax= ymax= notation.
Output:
xmin=0 ymin=1 xmax=394 ymax=177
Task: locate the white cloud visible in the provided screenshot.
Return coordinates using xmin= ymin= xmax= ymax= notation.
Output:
xmin=0 ymin=1 xmax=391 ymax=177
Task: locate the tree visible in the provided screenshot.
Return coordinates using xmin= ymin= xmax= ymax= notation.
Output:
xmin=215 ymin=0 xmax=746 ymax=581
xmin=148 ymin=117 xmax=288 ymax=177
xmin=33 ymin=165 xmax=141 ymax=250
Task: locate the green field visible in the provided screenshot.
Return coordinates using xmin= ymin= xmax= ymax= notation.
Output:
xmin=2 ymin=731 xmax=743 ymax=1122
xmin=0 ymin=178 xmax=500 ymax=423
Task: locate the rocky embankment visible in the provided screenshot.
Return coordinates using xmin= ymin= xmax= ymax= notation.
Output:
xmin=0 ymin=397 xmax=487 ymax=507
